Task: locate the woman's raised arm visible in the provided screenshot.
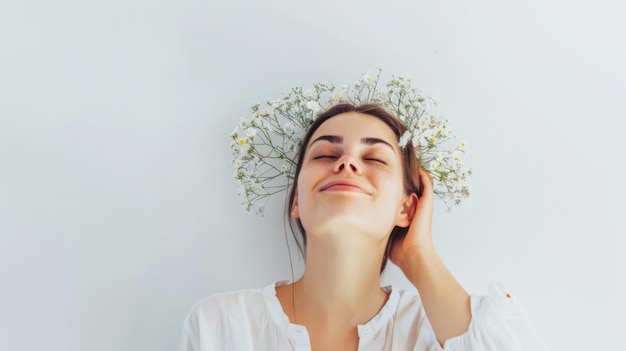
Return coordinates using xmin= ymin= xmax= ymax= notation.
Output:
xmin=390 ymin=167 xmax=471 ymax=346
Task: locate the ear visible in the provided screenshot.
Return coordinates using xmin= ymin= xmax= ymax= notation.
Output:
xmin=290 ymin=189 xmax=300 ymax=219
xmin=395 ymin=193 xmax=417 ymax=228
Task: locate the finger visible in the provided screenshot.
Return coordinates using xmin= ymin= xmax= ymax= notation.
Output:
xmin=418 ymin=167 xmax=434 ymax=200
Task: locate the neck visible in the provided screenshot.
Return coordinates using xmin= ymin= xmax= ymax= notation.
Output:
xmin=291 ymin=231 xmax=389 ymax=328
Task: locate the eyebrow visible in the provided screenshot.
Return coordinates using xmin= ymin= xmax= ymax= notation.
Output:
xmin=310 ymin=135 xmax=396 ymax=152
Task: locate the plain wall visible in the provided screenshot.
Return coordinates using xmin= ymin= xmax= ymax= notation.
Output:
xmin=1 ymin=0 xmax=625 ymax=350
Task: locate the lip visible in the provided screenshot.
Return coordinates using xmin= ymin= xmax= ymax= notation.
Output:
xmin=320 ymin=180 xmax=369 ymax=193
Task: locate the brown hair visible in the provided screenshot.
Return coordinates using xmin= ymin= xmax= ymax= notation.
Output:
xmin=286 ymin=103 xmax=422 ymax=273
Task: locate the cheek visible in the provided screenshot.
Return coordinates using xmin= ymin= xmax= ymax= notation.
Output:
xmin=378 ymin=173 xmax=407 ymax=204
xmin=297 ymin=162 xmax=322 ymax=187
xmin=293 ymin=170 xmax=314 ymax=208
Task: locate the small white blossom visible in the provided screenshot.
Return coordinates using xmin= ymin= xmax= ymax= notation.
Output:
xmin=230 ymin=126 xmax=239 ymax=139
xmin=238 ymin=142 xmax=251 ymax=157
xmin=399 ymin=131 xmax=411 ymax=148
xmin=415 ymin=134 xmax=429 ymax=148
xmin=362 ymin=72 xmax=374 ymax=85
xmin=229 ymin=67 xmax=472 ymax=215
xmin=272 ymin=99 xmax=284 ymax=108
xmin=453 ymin=152 xmax=462 ymax=163
xmin=239 ymin=116 xmax=252 ymax=129
xmin=429 ymin=160 xmax=439 ymax=171
xmin=305 ymin=101 xmax=321 ymax=113
xmin=243 ymin=202 xmax=253 ymax=212
xmin=459 ymin=141 xmax=468 ymax=151
xmin=245 ymin=128 xmax=257 ymax=139
xmin=331 ymin=91 xmax=343 ymax=101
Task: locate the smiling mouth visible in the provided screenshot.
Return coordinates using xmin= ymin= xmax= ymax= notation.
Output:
xmin=321 ymin=183 xmax=368 ymax=193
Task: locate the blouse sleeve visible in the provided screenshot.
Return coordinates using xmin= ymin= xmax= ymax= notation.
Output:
xmin=433 ymin=283 xmax=550 ymax=351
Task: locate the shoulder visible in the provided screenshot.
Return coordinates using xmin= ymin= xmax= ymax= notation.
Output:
xmin=178 ymin=286 xmax=269 ymax=351
xmin=184 ymin=286 xmax=266 ymax=326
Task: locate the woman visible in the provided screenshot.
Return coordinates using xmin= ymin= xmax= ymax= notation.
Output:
xmin=177 ymin=104 xmax=548 ymax=350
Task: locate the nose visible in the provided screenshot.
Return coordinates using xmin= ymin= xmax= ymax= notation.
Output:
xmin=333 ymin=155 xmax=361 ymax=174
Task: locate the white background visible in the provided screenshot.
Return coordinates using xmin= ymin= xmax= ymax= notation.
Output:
xmin=1 ymin=0 xmax=625 ymax=350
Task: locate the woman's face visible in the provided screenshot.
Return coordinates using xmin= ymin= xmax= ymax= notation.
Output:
xmin=291 ymin=112 xmax=412 ymax=242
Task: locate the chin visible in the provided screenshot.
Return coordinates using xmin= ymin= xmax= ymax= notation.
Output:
xmin=303 ymin=207 xmax=388 ymax=240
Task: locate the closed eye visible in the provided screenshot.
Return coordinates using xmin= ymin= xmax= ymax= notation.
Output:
xmin=365 ymin=158 xmax=387 ymax=164
xmin=313 ymin=155 xmax=337 ymax=160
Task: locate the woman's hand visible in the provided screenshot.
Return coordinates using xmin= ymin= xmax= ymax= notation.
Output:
xmin=389 ymin=167 xmax=471 ymax=345
xmin=389 ymin=167 xmax=436 ymax=271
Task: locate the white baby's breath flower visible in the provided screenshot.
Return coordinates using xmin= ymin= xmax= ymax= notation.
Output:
xmin=272 ymin=99 xmax=284 ymax=108
xmin=362 ymin=72 xmax=373 ymax=85
xmin=240 ymin=120 xmax=251 ymax=130
xmin=429 ymin=160 xmax=440 ymax=171
xmin=453 ymin=152 xmax=462 ymax=163
xmin=331 ymin=91 xmax=343 ymax=101
xmin=414 ymin=134 xmax=429 ymax=149
xmin=399 ymin=131 xmax=411 ymax=148
xmin=305 ymin=101 xmax=321 ymax=113
xmin=238 ymin=142 xmax=251 ymax=157
xmin=230 ymin=127 xmax=239 ymax=139
xmin=459 ymin=141 xmax=468 ymax=151
xmin=230 ymin=67 xmax=472 ymax=215
xmin=246 ymin=128 xmax=257 ymax=139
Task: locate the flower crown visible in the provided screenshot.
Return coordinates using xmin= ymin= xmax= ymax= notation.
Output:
xmin=230 ymin=68 xmax=472 ymax=216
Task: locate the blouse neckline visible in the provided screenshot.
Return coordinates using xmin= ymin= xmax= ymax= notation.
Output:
xmin=262 ymin=280 xmax=400 ymax=342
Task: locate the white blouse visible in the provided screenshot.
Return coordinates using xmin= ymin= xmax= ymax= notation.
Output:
xmin=177 ymin=281 xmax=549 ymax=351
